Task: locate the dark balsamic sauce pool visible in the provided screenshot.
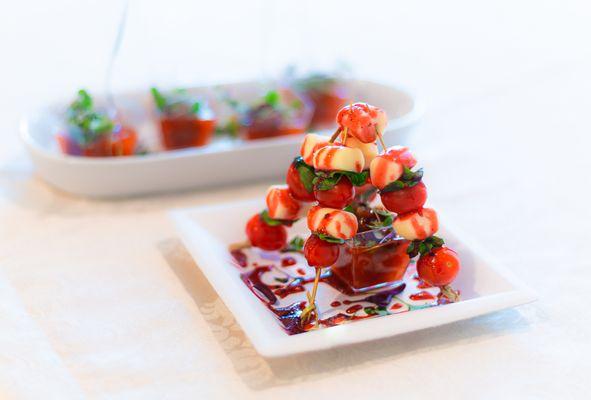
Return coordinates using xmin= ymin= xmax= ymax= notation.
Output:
xmin=232 ymin=249 xmax=440 ymax=335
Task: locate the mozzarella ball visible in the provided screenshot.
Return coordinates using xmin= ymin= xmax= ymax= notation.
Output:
xmin=393 ymin=208 xmax=438 ymax=240
xmin=266 ymin=185 xmax=301 ymax=220
xmin=307 ymin=206 xmax=358 ymax=240
xmin=313 ymin=145 xmax=365 ymax=173
xmin=300 ymin=133 xmax=330 ymax=165
xmin=369 ymin=146 xmax=417 ymax=189
xmin=344 ymin=135 xmax=378 ymax=168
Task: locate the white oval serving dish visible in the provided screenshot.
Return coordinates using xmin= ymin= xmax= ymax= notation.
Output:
xmin=20 ymin=79 xmax=422 ymax=198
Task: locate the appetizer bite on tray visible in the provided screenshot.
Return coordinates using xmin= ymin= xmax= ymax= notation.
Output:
xmin=231 ymin=102 xmax=460 ymax=333
xmin=295 ymin=73 xmax=350 ymax=130
xmin=151 ymin=87 xmax=217 ymax=150
xmin=56 ymin=90 xmax=138 ymax=157
xmin=224 ymin=89 xmax=313 ymax=140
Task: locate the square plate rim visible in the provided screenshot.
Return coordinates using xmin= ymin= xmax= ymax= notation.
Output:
xmin=169 ymin=199 xmax=537 ymax=358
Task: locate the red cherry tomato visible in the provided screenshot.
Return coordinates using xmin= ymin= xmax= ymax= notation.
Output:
xmin=380 ymin=181 xmax=427 ymax=214
xmin=416 ymin=247 xmax=460 ymax=286
xmin=314 ymin=177 xmax=355 ymax=208
xmin=245 ymin=213 xmax=287 ymax=251
xmin=336 ymin=103 xmax=385 ymax=143
xmin=286 ymin=161 xmax=315 ymax=202
xmin=304 ymin=234 xmax=340 ymax=267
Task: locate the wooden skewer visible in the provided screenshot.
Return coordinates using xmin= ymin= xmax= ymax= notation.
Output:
xmin=329 ymin=127 xmax=342 ymax=143
xmin=310 ymin=268 xmax=321 ymax=305
xmin=301 ymin=267 xmax=322 ymax=325
xmin=376 ymin=128 xmax=387 ymax=151
xmin=341 ymin=127 xmax=348 ymax=144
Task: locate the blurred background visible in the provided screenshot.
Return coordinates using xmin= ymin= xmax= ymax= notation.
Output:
xmin=2 ymin=0 xmax=590 ymax=160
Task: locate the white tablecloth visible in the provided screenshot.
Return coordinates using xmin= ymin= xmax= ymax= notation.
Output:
xmin=1 ymin=1 xmax=590 ymax=398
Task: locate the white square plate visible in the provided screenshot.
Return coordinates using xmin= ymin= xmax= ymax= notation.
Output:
xmin=170 ymin=199 xmax=536 ymax=358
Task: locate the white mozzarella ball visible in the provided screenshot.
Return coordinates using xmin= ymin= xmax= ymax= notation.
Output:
xmin=393 ymin=208 xmax=438 ymax=240
xmin=344 ymin=135 xmax=378 ymax=168
xmin=307 ymin=206 xmax=358 ymax=240
xmin=266 ymin=185 xmax=301 ymax=220
xmin=300 ymin=133 xmax=330 ymax=165
xmin=313 ymin=145 xmax=365 ymax=173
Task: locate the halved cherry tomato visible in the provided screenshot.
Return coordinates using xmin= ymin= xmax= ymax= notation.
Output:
xmin=246 ymin=213 xmax=287 ymax=251
xmin=416 ymin=247 xmax=460 ymax=286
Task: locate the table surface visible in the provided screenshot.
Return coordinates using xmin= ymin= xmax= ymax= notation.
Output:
xmin=1 ymin=1 xmax=590 ymax=398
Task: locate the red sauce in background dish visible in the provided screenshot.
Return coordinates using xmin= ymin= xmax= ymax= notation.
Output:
xmin=57 ymin=125 xmax=137 ymax=157
xmin=307 ymin=88 xmax=349 ymax=129
xmin=160 ymin=116 xmax=216 ymax=150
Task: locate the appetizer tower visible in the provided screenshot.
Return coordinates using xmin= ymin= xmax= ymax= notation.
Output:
xmin=244 ymin=102 xmax=461 ymax=325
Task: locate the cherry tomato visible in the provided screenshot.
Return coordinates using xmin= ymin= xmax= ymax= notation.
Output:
xmin=336 ymin=102 xmax=387 ymax=143
xmin=286 ymin=161 xmax=315 ymax=202
xmin=314 ymin=177 xmax=355 ymax=208
xmin=304 ymin=234 xmax=340 ymax=267
xmin=245 ymin=213 xmax=287 ymax=251
xmin=380 ymin=181 xmax=427 ymax=214
xmin=416 ymin=247 xmax=460 ymax=286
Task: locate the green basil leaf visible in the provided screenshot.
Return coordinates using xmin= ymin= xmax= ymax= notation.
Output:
xmin=283 ymin=236 xmax=305 ymax=252
xmin=381 ymin=180 xmax=405 ymax=193
xmin=294 ymin=157 xmax=315 ymax=193
xmin=368 ymin=209 xmax=393 ymax=229
xmin=343 ymin=205 xmax=355 ymax=213
xmin=380 ymin=168 xmax=423 ymax=193
xmin=151 ymin=87 xmax=167 ymax=111
xmin=341 ymin=170 xmax=369 ymax=187
xmin=260 ymin=210 xmax=283 ymax=226
xmin=264 ymin=90 xmax=280 ymax=107
xmin=314 ymin=173 xmax=341 ymax=191
xmin=191 ymin=101 xmax=201 ymax=115
xmin=88 ymin=114 xmax=114 ymax=134
xmin=317 ymin=233 xmax=345 ymax=244
xmin=406 ymin=241 xmax=419 ymax=258
xmin=425 ymin=235 xmax=445 ymax=249
xmin=402 ymin=166 xmax=414 ymax=180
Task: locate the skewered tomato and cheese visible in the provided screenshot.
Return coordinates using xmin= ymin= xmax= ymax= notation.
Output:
xmin=243 ymin=100 xmax=460 ymax=303
xmin=265 ymin=185 xmax=302 ymax=220
xmin=313 ymin=144 xmax=365 ymax=173
xmin=300 ymin=133 xmax=330 ymax=165
xmin=369 ymin=146 xmax=417 ymax=189
xmin=286 ymin=158 xmax=316 ymax=202
xmin=336 ymin=102 xmax=387 ymax=143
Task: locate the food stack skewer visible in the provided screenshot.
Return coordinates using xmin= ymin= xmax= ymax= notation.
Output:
xmin=241 ymin=102 xmax=461 ymax=328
